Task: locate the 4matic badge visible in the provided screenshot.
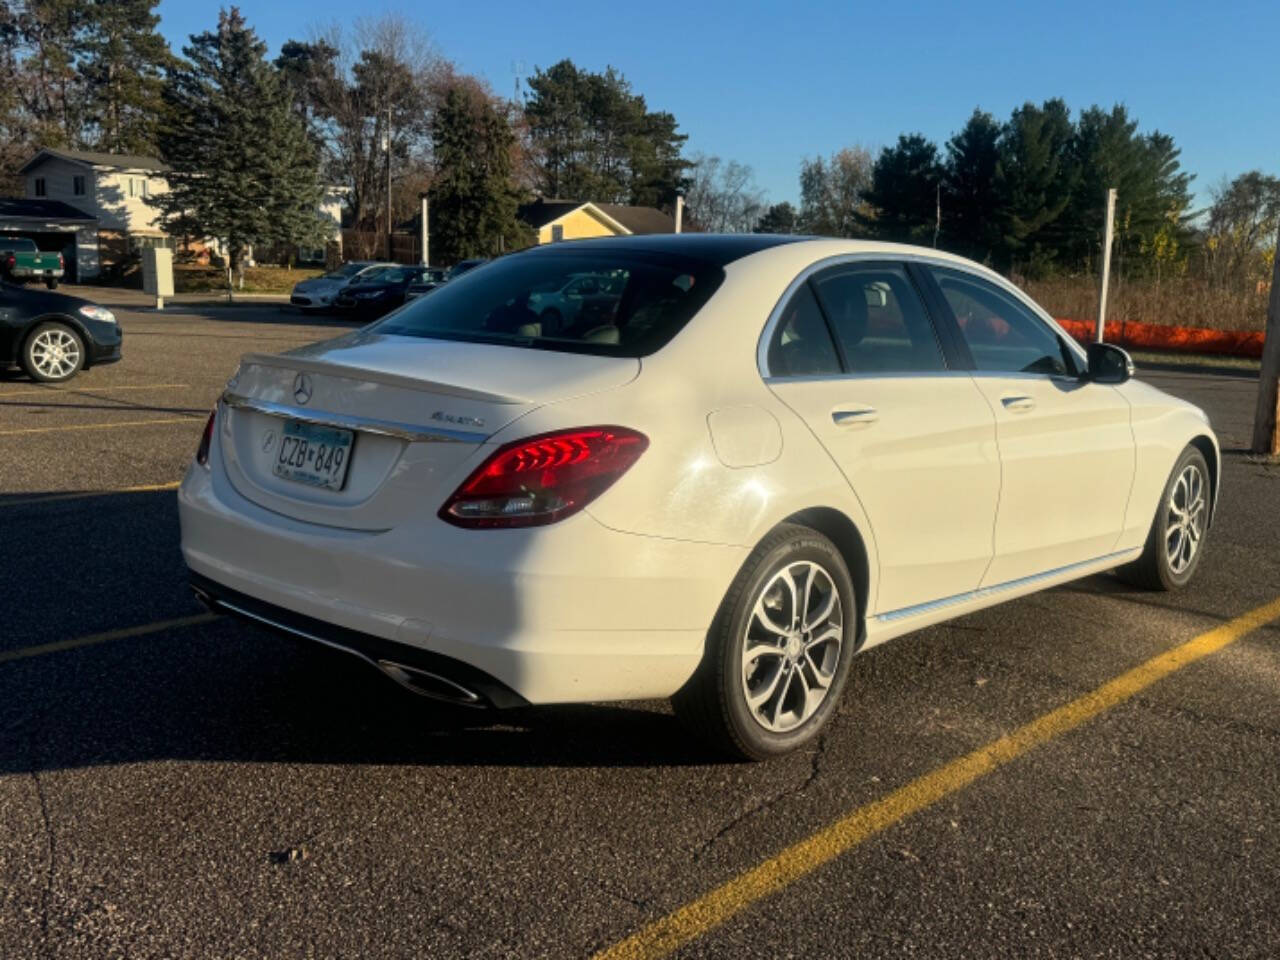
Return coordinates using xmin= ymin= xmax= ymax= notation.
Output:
xmin=431 ymin=410 xmax=485 ymax=428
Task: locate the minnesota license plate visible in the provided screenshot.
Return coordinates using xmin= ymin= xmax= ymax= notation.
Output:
xmin=272 ymin=420 xmax=354 ymax=491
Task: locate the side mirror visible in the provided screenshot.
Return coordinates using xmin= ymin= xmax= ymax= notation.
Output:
xmin=1085 ymin=342 xmax=1134 ymax=384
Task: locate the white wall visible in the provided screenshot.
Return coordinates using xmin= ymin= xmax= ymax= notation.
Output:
xmin=25 ymin=157 xmax=167 ymax=234
xmin=94 ymin=169 xmax=168 ymax=234
xmin=25 ymin=158 xmax=97 ymax=216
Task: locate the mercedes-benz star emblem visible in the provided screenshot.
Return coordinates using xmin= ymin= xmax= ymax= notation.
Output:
xmin=293 ymin=373 xmax=313 ymax=405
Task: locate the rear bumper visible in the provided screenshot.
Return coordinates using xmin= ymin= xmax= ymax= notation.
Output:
xmin=178 ymin=448 xmax=746 ymax=705
xmin=190 ymin=571 xmax=528 ymax=707
xmin=8 ymin=266 xmax=63 ymax=279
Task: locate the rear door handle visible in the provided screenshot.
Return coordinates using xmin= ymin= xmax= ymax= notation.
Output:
xmin=1001 ymin=395 xmax=1036 ymax=413
xmin=831 ymin=407 xmax=879 ymax=427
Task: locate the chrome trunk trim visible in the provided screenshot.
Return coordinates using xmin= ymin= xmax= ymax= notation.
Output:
xmin=221 ymin=392 xmax=489 ymax=443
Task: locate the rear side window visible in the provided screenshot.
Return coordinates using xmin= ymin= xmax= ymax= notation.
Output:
xmin=811 ymin=264 xmax=945 ymax=374
xmin=374 ymin=251 xmax=723 ymax=358
xmin=931 ymin=267 xmax=1079 ymax=377
xmin=766 ymin=284 xmax=842 ymax=377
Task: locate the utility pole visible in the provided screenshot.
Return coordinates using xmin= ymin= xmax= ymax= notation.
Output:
xmin=1096 ymin=187 xmax=1117 ymax=343
xmin=385 ymin=107 xmax=393 ymax=262
xmin=419 ymin=193 xmax=429 ymax=267
xmin=674 ymin=193 xmax=684 ymax=234
xmin=933 ymin=183 xmax=941 ymax=249
xmin=1251 ymin=220 xmax=1280 ymax=455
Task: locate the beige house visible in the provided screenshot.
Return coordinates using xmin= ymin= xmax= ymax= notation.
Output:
xmin=17 ymin=148 xmax=347 ymax=279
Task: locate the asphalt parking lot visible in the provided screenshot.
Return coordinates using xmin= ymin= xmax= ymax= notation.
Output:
xmin=2 ymin=303 xmax=1278 ymax=959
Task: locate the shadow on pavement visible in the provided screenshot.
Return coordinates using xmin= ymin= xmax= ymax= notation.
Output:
xmin=0 ymin=488 xmax=715 ymax=772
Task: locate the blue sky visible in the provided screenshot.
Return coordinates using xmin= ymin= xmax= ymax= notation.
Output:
xmin=156 ymin=0 xmax=1278 ymax=210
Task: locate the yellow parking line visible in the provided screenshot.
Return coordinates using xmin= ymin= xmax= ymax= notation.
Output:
xmin=0 ymin=416 xmax=198 ymax=436
xmin=0 ymin=612 xmax=218 ymax=665
xmin=6 ymin=480 xmax=182 ymax=506
xmin=0 ymin=382 xmax=187 ymax=398
xmin=593 ymin=595 xmax=1280 ymax=960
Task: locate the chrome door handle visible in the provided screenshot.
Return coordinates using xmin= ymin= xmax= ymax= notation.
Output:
xmin=832 ymin=407 xmax=879 ymax=426
xmin=1001 ymin=395 xmax=1035 ymax=412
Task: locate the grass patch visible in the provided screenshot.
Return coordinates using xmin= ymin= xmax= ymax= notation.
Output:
xmin=174 ymin=264 xmax=324 ymax=295
xmin=1025 ymin=276 xmax=1267 ymax=333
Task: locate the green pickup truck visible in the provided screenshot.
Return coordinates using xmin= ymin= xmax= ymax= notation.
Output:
xmin=1 ymin=236 xmax=63 ymax=289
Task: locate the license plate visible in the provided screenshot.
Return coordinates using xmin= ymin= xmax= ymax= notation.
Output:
xmin=272 ymin=420 xmax=354 ymax=491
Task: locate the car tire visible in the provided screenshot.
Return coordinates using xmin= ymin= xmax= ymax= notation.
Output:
xmin=45 ymin=278 xmax=59 ymax=290
xmin=22 ymin=321 xmax=85 ymax=383
xmin=1116 ymin=445 xmax=1211 ymax=591
xmin=672 ymin=523 xmax=857 ymax=760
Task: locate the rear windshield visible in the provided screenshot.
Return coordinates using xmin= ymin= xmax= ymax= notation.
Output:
xmin=3 ymin=238 xmax=37 ymax=252
xmin=372 ymin=250 xmax=724 ymax=357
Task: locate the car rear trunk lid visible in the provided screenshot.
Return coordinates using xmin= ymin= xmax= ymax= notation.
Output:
xmin=218 ymin=334 xmax=639 ymax=530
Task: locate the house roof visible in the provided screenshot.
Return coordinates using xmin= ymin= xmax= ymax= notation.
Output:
xmin=0 ymin=197 xmax=97 ymax=222
xmin=517 ymin=200 xmax=594 ymax=230
xmin=516 ymin=199 xmax=676 ymax=236
xmin=20 ymin=147 xmax=169 ymax=174
xmin=594 ymin=203 xmax=676 ymax=235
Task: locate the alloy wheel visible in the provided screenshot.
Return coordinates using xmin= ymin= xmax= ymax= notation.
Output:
xmin=740 ymin=560 xmax=844 ymax=733
xmin=30 ymin=328 xmax=81 ymax=380
xmin=1165 ymin=462 xmax=1207 ymax=575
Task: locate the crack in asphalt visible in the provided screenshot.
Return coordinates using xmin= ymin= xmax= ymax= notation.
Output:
xmin=691 ymin=730 xmax=829 ymax=862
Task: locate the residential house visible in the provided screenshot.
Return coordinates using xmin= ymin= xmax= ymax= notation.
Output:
xmin=15 ymin=148 xmax=347 ymax=279
xmin=517 ymin=199 xmax=677 ymax=244
xmin=18 ymin=148 xmax=171 ymax=279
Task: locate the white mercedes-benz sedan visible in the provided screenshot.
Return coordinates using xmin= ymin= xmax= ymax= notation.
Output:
xmin=180 ymin=235 xmax=1218 ymax=759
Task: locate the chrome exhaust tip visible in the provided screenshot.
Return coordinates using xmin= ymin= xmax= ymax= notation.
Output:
xmin=377 ymin=660 xmax=485 ymax=707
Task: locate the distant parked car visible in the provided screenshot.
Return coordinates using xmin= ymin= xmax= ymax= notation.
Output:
xmin=334 ymin=265 xmax=438 ymax=319
xmin=289 ymin=261 xmax=395 ymax=311
xmin=527 ymin=270 xmax=625 ymax=336
xmin=1 ymin=280 xmax=121 ymax=382
xmin=404 ymin=266 xmax=448 ymax=301
xmin=1 ymin=236 xmax=64 ymax=289
xmin=445 ymin=258 xmax=487 ymax=281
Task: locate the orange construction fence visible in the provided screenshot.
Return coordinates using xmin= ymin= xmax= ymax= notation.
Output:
xmin=1056 ymin=317 xmax=1264 ymax=359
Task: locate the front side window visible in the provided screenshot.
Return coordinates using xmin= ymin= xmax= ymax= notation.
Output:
xmin=811 ymin=263 xmax=946 ymax=374
xmin=374 ymin=250 xmax=723 ymax=357
xmin=766 ymin=284 xmax=842 ymax=378
xmin=931 ymin=266 xmax=1079 ymax=377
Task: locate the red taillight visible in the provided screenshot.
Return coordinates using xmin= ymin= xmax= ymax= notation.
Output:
xmin=57 ymin=253 xmax=64 ymax=268
xmin=196 ymin=409 xmax=216 ymax=466
xmin=440 ymin=426 xmax=649 ymax=528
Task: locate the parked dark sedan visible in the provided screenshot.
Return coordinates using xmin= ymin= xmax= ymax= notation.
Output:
xmin=333 ymin=265 xmax=437 ymax=319
xmin=0 ymin=281 xmax=122 ymax=382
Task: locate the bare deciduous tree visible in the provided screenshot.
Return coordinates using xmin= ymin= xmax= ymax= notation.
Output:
xmin=799 ymin=146 xmax=874 ymax=237
xmin=684 ymin=153 xmax=766 ymax=233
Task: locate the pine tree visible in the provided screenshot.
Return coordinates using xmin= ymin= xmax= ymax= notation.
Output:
xmin=429 ymin=82 xmax=529 ymax=263
xmin=155 ymin=8 xmax=327 ymax=283
xmin=524 ymin=60 xmax=688 ymax=206
xmin=860 ymin=134 xmax=944 ymax=243
xmin=942 ymin=109 xmax=1002 ymax=262
xmin=754 ymin=201 xmax=799 ymax=234
xmin=992 ymin=99 xmax=1076 ymax=273
xmin=78 ymin=0 xmax=171 ymax=154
